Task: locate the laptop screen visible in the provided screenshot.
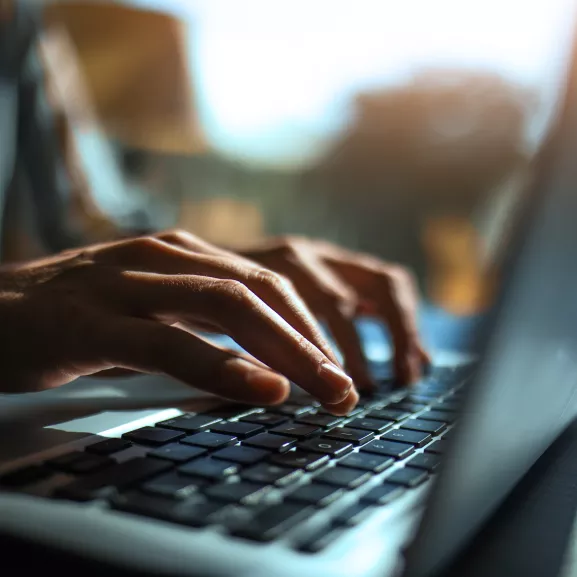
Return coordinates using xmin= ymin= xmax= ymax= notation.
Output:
xmin=404 ymin=5 xmax=577 ymax=577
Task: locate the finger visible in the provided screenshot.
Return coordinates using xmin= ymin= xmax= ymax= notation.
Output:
xmin=321 ymin=386 xmax=360 ymax=416
xmin=111 ymin=272 xmax=353 ymax=404
xmin=320 ymin=251 xmax=426 ymax=386
xmin=98 ymin=317 xmax=292 ymax=405
xmin=276 ymin=253 xmax=373 ymax=392
xmin=96 ymin=237 xmax=341 ymax=367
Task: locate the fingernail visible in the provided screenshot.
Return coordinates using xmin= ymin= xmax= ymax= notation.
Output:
xmin=319 ymin=362 xmax=353 ymax=400
xmin=245 ymin=369 xmax=290 ymax=389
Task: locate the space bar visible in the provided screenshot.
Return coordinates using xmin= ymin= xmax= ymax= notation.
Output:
xmin=55 ymin=458 xmax=171 ymax=501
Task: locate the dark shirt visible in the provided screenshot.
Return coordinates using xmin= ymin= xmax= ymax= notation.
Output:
xmin=0 ymin=1 xmax=81 ymax=256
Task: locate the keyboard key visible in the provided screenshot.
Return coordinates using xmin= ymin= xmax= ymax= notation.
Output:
xmin=431 ymin=401 xmax=460 ymax=412
xmin=55 ymin=458 xmax=172 ymax=501
xmin=270 ymin=451 xmax=329 ymax=471
xmin=205 ymin=481 xmax=273 ymax=505
xmin=419 ymin=410 xmax=456 ymax=423
xmin=297 ymin=438 xmax=353 ymax=458
xmin=334 ymin=502 xmax=375 ymax=526
xmin=401 ymin=419 xmax=446 ymax=435
xmin=287 ymin=483 xmax=344 ymax=507
xmin=241 ymin=463 xmax=303 ymax=486
xmin=210 ymin=422 xmax=265 ymax=439
xmin=178 ymin=458 xmax=238 ymax=480
xmin=0 ymin=465 xmax=52 ymax=488
xmin=239 ymin=413 xmax=289 ymax=427
xmin=142 ymin=472 xmax=207 ymax=498
xmin=389 ymin=402 xmax=426 ymax=413
xmin=270 ymin=423 xmax=320 ymax=439
xmin=243 ymin=433 xmax=296 ymax=452
xmin=270 ymin=404 xmax=314 ymax=417
xmin=149 ymin=443 xmax=206 ymax=463
xmin=299 ymin=526 xmax=346 ymax=553
xmin=212 ymin=446 xmax=269 ymax=465
xmin=123 ymin=427 xmax=184 ymax=446
xmin=361 ymin=439 xmax=415 ymax=459
xmin=406 ymin=453 xmax=441 ymax=472
xmin=60 ymin=454 xmax=114 ymax=475
xmin=233 ymin=502 xmax=312 ymax=542
xmin=323 ymin=428 xmax=374 ymax=445
xmin=157 ymin=414 xmax=222 ymax=433
xmin=339 ymin=452 xmax=394 ymax=473
xmin=86 ymin=438 xmax=132 ymax=456
xmin=424 ymin=441 xmax=446 ymax=454
xmin=407 ymin=394 xmax=438 ymax=404
xmin=346 ymin=418 xmax=392 ymax=433
xmin=295 ymin=414 xmax=343 ymax=428
xmin=315 ymin=466 xmax=371 ymax=489
xmin=362 ymin=483 xmax=405 ymax=505
xmin=180 ymin=432 xmax=237 ymax=450
xmin=381 ymin=429 xmax=431 ymax=447
xmin=204 ymin=404 xmax=258 ymax=420
xmin=386 ymin=467 xmax=428 ymax=487
xmin=367 ymin=409 xmax=410 ymax=422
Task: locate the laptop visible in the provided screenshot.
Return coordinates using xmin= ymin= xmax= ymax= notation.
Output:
xmin=2 ymin=11 xmax=577 ymax=577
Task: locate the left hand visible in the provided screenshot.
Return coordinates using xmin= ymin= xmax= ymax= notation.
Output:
xmin=239 ymin=237 xmax=430 ymax=392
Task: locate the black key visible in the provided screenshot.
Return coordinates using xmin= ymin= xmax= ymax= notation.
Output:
xmin=86 ymin=438 xmax=132 ymax=456
xmin=323 ymin=428 xmax=374 ymax=445
xmin=367 ymin=409 xmax=410 ymax=422
xmin=149 ymin=443 xmax=207 ymax=463
xmin=334 ymin=502 xmax=375 ymax=526
xmin=407 ymin=394 xmax=438 ymax=404
xmin=424 ymin=441 xmax=445 ymax=454
xmin=55 ymin=458 xmax=172 ymax=501
xmin=270 ymin=423 xmax=320 ymax=439
xmin=361 ymin=483 xmax=405 ymax=505
xmin=315 ymin=466 xmax=371 ymax=489
xmin=406 ymin=453 xmax=441 ymax=472
xmin=401 ymin=419 xmax=446 ymax=435
xmin=157 ymin=414 xmax=222 ymax=434
xmin=297 ymin=438 xmax=353 ymax=458
xmin=431 ymin=401 xmax=460 ymax=412
xmin=181 ymin=432 xmax=237 ymax=450
xmin=142 ymin=471 xmax=207 ymax=498
xmin=61 ymin=454 xmax=114 ymax=475
xmin=389 ymin=402 xmax=426 ymax=413
xmin=386 ymin=467 xmax=428 ymax=487
xmin=243 ymin=433 xmax=296 ymax=452
xmin=419 ymin=410 xmax=456 ymax=423
xmin=212 ymin=446 xmax=269 ymax=465
xmin=299 ymin=526 xmax=345 ymax=553
xmin=381 ymin=429 xmax=431 ymax=447
xmin=0 ymin=465 xmax=52 ymax=488
xmin=233 ymin=502 xmax=312 ymax=542
xmin=287 ymin=483 xmax=344 ymax=507
xmin=241 ymin=463 xmax=303 ymax=486
xmin=205 ymin=404 xmax=258 ymax=420
xmin=270 ymin=404 xmax=314 ymax=417
xmin=361 ymin=439 xmax=415 ymax=459
xmin=339 ymin=452 xmax=394 ymax=473
xmin=211 ymin=422 xmax=265 ymax=439
xmin=112 ymin=491 xmax=217 ymax=525
xmin=296 ymin=414 xmax=343 ymax=428
xmin=123 ymin=427 xmax=184 ymax=446
xmin=239 ymin=413 xmax=289 ymax=427
xmin=346 ymin=418 xmax=392 ymax=433
xmin=47 ymin=451 xmax=87 ymax=471
xmin=179 ymin=458 xmax=238 ymax=480
xmin=205 ymin=481 xmax=273 ymax=505
xmin=270 ymin=451 xmax=329 ymax=471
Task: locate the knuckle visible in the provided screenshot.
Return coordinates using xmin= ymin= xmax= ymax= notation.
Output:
xmin=253 ymin=269 xmax=292 ymax=292
xmin=158 ymin=229 xmax=194 ymax=245
xmin=128 ymin=236 xmax=166 ymax=254
xmin=211 ymin=279 xmax=255 ymax=307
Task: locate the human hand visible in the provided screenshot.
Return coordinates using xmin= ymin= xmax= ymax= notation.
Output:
xmin=0 ymin=232 xmax=356 ymax=414
xmin=239 ymin=237 xmax=430 ymax=391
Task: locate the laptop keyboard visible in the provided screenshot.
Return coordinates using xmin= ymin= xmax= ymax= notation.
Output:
xmin=0 ymin=363 xmax=471 ymax=554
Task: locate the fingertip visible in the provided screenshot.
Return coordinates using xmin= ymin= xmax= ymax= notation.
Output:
xmin=321 ymin=386 xmax=360 ymax=416
xmin=245 ymin=369 xmax=291 ymax=404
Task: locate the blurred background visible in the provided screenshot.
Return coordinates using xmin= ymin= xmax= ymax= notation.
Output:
xmin=5 ymin=0 xmax=574 ymax=316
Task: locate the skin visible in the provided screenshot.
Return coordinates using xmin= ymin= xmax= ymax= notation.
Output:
xmin=0 ymin=230 xmax=428 ymax=415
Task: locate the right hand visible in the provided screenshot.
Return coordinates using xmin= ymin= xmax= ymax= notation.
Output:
xmin=0 ymin=233 xmax=357 ymax=414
